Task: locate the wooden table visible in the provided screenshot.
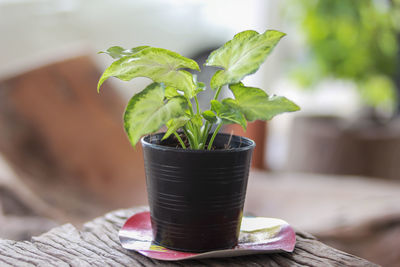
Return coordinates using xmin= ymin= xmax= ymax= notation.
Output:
xmin=0 ymin=207 xmax=377 ymax=266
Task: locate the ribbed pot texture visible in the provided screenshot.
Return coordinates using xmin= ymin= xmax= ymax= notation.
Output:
xmin=141 ymin=133 xmax=255 ymax=252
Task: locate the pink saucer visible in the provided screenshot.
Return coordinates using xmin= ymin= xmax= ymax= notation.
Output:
xmin=119 ymin=211 xmax=296 ymax=261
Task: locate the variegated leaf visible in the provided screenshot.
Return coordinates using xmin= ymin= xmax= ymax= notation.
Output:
xmin=124 ymin=83 xmax=188 ymax=146
xmin=211 ymin=100 xmax=246 ymax=130
xmin=206 ymin=30 xmax=285 ymax=89
xmin=98 ymin=47 xmax=200 ymax=98
xmin=162 ymin=116 xmax=190 ymax=140
xmin=98 ymin=46 xmax=150 ymax=59
xmin=227 ymin=82 xmax=300 ymax=121
xmin=164 ymin=86 xmax=180 ymax=99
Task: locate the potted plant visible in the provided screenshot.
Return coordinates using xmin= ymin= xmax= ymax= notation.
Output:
xmin=97 ymin=29 xmax=300 ymax=252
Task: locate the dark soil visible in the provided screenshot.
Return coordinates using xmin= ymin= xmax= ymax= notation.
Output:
xmin=158 ymin=133 xmax=233 ymax=150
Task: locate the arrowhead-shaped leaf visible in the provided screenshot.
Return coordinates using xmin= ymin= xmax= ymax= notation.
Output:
xmin=162 ymin=116 xmax=190 ymax=140
xmin=206 ymin=30 xmax=286 ymax=89
xmin=124 ymin=83 xmax=188 ymax=146
xmin=211 ymin=100 xmax=246 ymax=130
xmin=98 ymin=47 xmax=200 ymax=98
xmin=227 ymin=82 xmax=300 ymax=121
xmin=98 ymin=46 xmax=150 ymax=59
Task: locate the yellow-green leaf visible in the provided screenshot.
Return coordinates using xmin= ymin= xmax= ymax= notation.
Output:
xmin=98 ymin=46 xmax=150 ymax=59
xmin=228 ymin=82 xmax=300 ymax=121
xmin=211 ymin=100 xmax=246 ymax=130
xmin=164 ymin=86 xmax=180 ymax=99
xmin=206 ymin=30 xmax=286 ymax=89
xmin=162 ymin=116 xmax=190 ymax=140
xmin=98 ymin=47 xmax=200 ymax=97
xmin=124 ymin=83 xmax=188 ymax=146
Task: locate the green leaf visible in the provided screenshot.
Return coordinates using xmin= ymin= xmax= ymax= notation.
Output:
xmin=206 ymin=30 xmax=286 ymax=89
xmin=228 ymin=82 xmax=300 ymax=121
xmin=165 ymin=86 xmax=180 ymax=99
xmin=211 ymin=100 xmax=246 ymax=130
xmin=202 ymin=110 xmax=218 ymax=124
xmin=192 ymin=74 xmax=206 ymax=93
xmin=195 ymin=81 xmax=206 ymax=94
xmin=162 ymin=116 xmax=190 ymax=140
xmin=98 ymin=46 xmax=150 ymax=59
xmin=124 ymin=83 xmax=188 ymax=146
xmin=98 ymin=47 xmax=200 ymax=97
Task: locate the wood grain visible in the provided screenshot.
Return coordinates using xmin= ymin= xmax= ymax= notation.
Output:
xmin=0 ymin=207 xmax=377 ymax=266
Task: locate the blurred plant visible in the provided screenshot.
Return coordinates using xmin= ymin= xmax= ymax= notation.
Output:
xmin=288 ymin=0 xmax=400 ymax=113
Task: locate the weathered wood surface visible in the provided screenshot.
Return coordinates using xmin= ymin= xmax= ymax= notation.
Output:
xmin=0 ymin=207 xmax=377 ymax=266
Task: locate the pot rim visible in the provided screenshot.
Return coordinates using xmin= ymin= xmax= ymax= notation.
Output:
xmin=141 ymin=132 xmax=255 ymax=153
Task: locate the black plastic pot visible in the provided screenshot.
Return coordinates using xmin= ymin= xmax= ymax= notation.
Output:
xmin=141 ymin=133 xmax=255 ymax=252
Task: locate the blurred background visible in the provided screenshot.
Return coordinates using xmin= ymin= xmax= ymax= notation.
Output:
xmin=0 ymin=0 xmax=400 ymax=266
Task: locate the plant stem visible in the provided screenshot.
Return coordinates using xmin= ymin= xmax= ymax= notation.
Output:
xmin=207 ymin=123 xmax=222 ymax=150
xmin=183 ymin=127 xmax=196 ymax=149
xmin=200 ymin=122 xmax=210 ymax=149
xmin=174 ymin=132 xmax=186 ymax=149
xmin=198 ymin=124 xmax=206 ymax=149
xmin=187 ymin=122 xmax=200 ymax=148
xmin=194 ymin=95 xmax=200 ymax=114
xmin=213 ymin=86 xmax=222 ymax=100
xmin=187 ymin=101 xmax=195 ymax=116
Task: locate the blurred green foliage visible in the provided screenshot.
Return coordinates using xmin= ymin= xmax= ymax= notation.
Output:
xmin=289 ymin=0 xmax=400 ymax=110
